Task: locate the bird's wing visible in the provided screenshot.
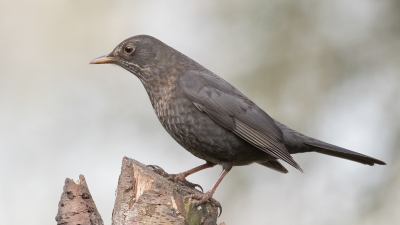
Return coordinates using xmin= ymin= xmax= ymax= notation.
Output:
xmin=179 ymin=73 xmax=302 ymax=171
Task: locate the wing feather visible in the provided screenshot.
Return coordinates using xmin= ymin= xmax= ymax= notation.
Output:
xmin=180 ymin=73 xmax=302 ymax=171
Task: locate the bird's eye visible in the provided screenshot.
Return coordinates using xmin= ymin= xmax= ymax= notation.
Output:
xmin=124 ymin=45 xmax=135 ymax=54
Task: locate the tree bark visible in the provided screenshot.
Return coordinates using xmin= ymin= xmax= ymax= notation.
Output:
xmin=55 ymin=174 xmax=104 ymax=225
xmin=112 ymin=157 xmax=219 ymax=225
xmin=56 ymin=157 xmax=223 ymax=225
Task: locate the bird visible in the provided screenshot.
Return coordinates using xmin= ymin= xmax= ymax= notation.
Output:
xmin=90 ymin=35 xmax=385 ymax=212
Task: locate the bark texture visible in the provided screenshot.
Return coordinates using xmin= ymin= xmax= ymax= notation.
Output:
xmin=56 ymin=157 xmax=223 ymax=225
xmin=55 ymin=174 xmax=104 ymax=225
xmin=112 ymin=157 xmax=219 ymax=225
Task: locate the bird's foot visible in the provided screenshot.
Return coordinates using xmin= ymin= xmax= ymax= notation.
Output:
xmin=147 ymin=165 xmax=203 ymax=191
xmin=147 ymin=165 xmax=170 ymax=177
xmin=190 ymin=191 xmax=222 ymax=216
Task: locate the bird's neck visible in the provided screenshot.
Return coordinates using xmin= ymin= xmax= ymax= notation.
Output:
xmin=139 ymin=66 xmax=182 ymax=113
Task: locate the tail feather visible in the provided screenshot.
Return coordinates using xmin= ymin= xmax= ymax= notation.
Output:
xmin=274 ymin=120 xmax=386 ymax=166
xmin=305 ymin=141 xmax=386 ymax=166
xmin=258 ymin=160 xmax=289 ymax=173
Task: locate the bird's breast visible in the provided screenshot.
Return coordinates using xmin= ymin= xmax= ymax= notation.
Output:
xmin=142 ymin=75 xmax=270 ymax=165
xmin=149 ymin=92 xmax=267 ymax=165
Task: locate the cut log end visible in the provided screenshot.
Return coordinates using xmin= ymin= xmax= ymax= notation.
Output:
xmin=112 ymin=157 xmax=219 ymax=225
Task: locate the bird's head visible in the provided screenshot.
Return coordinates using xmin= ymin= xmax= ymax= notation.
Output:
xmin=90 ymin=35 xmax=173 ymax=78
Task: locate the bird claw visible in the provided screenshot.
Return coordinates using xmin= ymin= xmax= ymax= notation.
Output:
xmin=175 ymin=176 xmax=203 ymax=192
xmin=147 ymin=165 xmax=203 ymax=192
xmin=190 ymin=192 xmax=222 ymax=217
xmin=147 ymin=165 xmax=170 ymax=177
xmin=147 ymin=165 xmax=220 ymax=215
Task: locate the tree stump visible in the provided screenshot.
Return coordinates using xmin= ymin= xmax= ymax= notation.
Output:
xmin=55 ymin=174 xmax=104 ymax=225
xmin=56 ymin=157 xmax=223 ymax=225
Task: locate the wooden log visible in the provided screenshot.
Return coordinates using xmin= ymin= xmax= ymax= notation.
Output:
xmin=55 ymin=174 xmax=104 ymax=225
xmin=112 ymin=157 xmax=219 ymax=225
xmin=56 ymin=157 xmax=224 ymax=225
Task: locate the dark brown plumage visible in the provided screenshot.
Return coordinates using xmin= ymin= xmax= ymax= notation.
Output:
xmin=90 ymin=35 xmax=385 ymax=210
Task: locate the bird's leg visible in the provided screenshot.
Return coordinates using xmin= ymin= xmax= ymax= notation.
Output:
xmin=190 ymin=164 xmax=232 ymax=216
xmin=148 ymin=161 xmax=216 ymax=191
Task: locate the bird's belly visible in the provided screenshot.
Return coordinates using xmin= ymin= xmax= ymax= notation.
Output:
xmin=155 ymin=98 xmax=270 ymax=165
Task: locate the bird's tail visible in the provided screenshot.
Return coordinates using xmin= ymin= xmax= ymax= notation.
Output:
xmin=305 ymin=140 xmax=386 ymax=166
xmin=274 ymin=120 xmax=386 ymax=166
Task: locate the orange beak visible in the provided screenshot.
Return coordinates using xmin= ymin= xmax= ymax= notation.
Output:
xmin=89 ymin=55 xmax=117 ymax=64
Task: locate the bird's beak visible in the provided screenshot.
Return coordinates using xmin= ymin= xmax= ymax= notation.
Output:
xmin=89 ymin=55 xmax=117 ymax=64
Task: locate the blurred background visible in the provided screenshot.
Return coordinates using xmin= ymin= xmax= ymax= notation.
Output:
xmin=0 ymin=0 xmax=399 ymax=224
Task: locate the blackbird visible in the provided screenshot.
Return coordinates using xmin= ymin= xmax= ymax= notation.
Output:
xmin=90 ymin=35 xmax=385 ymax=210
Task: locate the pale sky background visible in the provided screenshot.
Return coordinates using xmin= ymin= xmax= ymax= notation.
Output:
xmin=0 ymin=1 xmax=399 ymax=224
